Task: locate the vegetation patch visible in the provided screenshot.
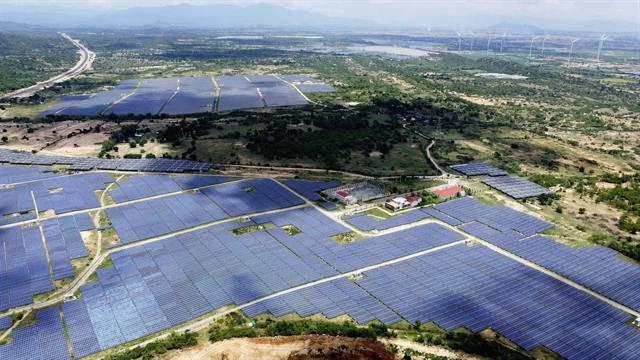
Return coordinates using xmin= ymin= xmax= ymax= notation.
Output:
xmin=231 ymin=222 xmax=275 ymax=236
xmin=331 ymin=232 xmax=365 ymax=244
xmin=281 ymin=225 xmax=302 ymax=236
xmin=104 ymin=331 xmax=199 ymax=360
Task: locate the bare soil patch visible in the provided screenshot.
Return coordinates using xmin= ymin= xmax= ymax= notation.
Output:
xmin=163 ymin=336 xmax=396 ymax=360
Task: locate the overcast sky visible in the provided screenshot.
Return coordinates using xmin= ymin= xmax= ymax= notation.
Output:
xmin=2 ymin=0 xmax=640 ymax=24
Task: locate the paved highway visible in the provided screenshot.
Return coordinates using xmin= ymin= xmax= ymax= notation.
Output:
xmin=1 ymin=33 xmax=93 ymax=100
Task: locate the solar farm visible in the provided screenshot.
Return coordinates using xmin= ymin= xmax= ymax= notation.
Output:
xmin=39 ymin=74 xmax=334 ymax=116
xmin=0 ymin=164 xmax=639 ymax=359
xmin=449 ymin=161 xmax=553 ymax=199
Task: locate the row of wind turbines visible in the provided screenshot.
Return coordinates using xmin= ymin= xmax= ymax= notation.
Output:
xmin=454 ymin=31 xmax=610 ymax=65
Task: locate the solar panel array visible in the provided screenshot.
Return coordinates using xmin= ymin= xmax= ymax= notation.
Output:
xmin=251 ymin=208 xmax=465 ymax=273
xmin=42 ymin=219 xmax=81 ymax=280
xmin=40 ymin=75 xmax=327 ymax=116
xmin=243 ymin=277 xmax=401 ymax=325
xmin=106 ymin=78 xmax=178 ymax=115
xmin=449 ymin=162 xmax=508 ymax=176
xmin=0 ymin=164 xmax=60 ymax=184
xmin=161 ymin=77 xmax=216 ymax=115
xmin=247 ymin=75 xmax=309 ymax=107
xmin=39 ymin=95 xmax=92 ymax=116
xmin=216 ymin=75 xmax=265 ymax=112
xmin=106 ymin=192 xmax=229 ymax=244
xmin=433 ymin=197 xmax=553 ymax=235
xmin=0 ymin=316 xmax=10 ymax=330
xmin=0 ymin=185 xmax=38 ymax=227
xmin=482 ymin=176 xmax=554 ymax=199
xmin=65 ymin=223 xmax=338 ymax=357
xmin=485 ymin=234 xmax=640 ymax=313
xmin=62 ymin=299 xmax=101 ymax=358
xmin=0 ymin=306 xmax=71 ymax=360
xmin=281 ymin=179 xmax=341 ymax=201
xmin=58 ymin=79 xmax=139 ymax=116
xmin=74 ymin=213 xmax=96 ymax=231
xmin=319 ymin=201 xmax=339 ymax=210
xmin=278 ymin=75 xmax=336 ymax=93
xmin=109 ymin=175 xmax=181 ymax=203
xmin=201 ymin=179 xmax=305 ymax=217
xmin=31 ymin=173 xmax=112 ymax=214
xmin=0 ymin=149 xmax=213 ymax=174
xmin=344 ymin=209 xmax=432 ymax=231
xmin=358 ymin=244 xmax=640 ymax=359
xmin=172 ymin=175 xmax=238 ymax=190
xmin=0 ymin=226 xmax=53 ymax=310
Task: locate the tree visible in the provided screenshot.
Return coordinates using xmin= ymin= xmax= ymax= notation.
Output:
xmin=129 ymin=140 xmax=137 ymax=148
xmin=1 ymin=136 xmax=7 ymax=143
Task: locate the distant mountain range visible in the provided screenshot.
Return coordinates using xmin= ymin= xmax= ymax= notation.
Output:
xmin=0 ymin=4 xmax=378 ymax=29
xmin=0 ymin=3 xmax=637 ymax=33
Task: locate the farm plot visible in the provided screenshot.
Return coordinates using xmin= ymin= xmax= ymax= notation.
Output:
xmin=107 ymin=78 xmax=178 ymax=115
xmin=58 ymin=79 xmax=139 ymax=116
xmin=161 ymin=77 xmax=216 ymax=115
xmin=215 ymin=75 xmax=264 ymax=112
xmin=247 ymin=75 xmax=308 ymax=107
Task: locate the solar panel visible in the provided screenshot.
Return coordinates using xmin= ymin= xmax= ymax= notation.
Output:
xmin=482 ymin=176 xmax=553 ymax=199
xmin=449 ymin=162 xmax=508 ymax=176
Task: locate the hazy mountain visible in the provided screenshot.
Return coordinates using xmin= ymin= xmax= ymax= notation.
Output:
xmin=0 ymin=21 xmax=46 ymax=32
xmin=0 ymin=4 xmax=378 ymax=29
xmin=420 ymin=14 xmax=638 ymax=33
xmin=485 ymin=21 xmax=543 ymax=35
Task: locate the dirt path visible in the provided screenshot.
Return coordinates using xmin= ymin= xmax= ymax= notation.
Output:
xmin=385 ymin=338 xmax=484 ymax=359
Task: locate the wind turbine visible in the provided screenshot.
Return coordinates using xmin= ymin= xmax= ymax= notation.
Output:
xmin=540 ymin=36 xmax=549 ymax=55
xmin=529 ymin=36 xmax=540 ymax=60
xmin=568 ymin=38 xmax=580 ymax=65
xmin=500 ymin=31 xmax=506 ymax=53
xmin=487 ymin=37 xmax=495 ymax=54
xmin=456 ymin=31 xmax=462 ymax=53
xmin=597 ymin=33 xmax=609 ymax=63
xmin=469 ymin=30 xmax=475 ymax=52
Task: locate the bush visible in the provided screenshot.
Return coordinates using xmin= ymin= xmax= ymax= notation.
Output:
xmin=209 ymin=326 xmax=258 ymax=343
xmin=105 ymin=332 xmax=198 ymax=360
xmin=123 ymin=154 xmax=142 ymax=159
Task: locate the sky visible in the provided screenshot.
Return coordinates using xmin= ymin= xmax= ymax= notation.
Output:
xmin=2 ymin=0 xmax=640 ymax=25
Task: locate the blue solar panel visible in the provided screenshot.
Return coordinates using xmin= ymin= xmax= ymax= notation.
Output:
xmin=0 ymin=316 xmax=10 ymax=330
xmin=172 ymin=175 xmax=238 ymax=190
xmin=0 ymin=225 xmax=54 ymax=311
xmin=109 ymin=174 xmax=181 ymax=203
xmin=319 ymin=202 xmax=339 ymax=210
xmin=282 ymin=179 xmax=340 ymax=201
xmin=449 ymin=162 xmax=507 ymax=176
xmin=358 ymin=244 xmax=640 ymax=358
xmin=74 ymin=213 xmax=95 ymax=231
xmin=106 ymin=192 xmax=229 ymax=244
xmin=0 ymin=306 xmax=71 ymax=360
xmin=201 ymin=179 xmax=305 ymax=217
xmin=482 ymin=176 xmax=553 ymax=199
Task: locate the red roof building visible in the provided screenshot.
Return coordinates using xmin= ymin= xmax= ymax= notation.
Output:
xmin=405 ymin=196 xmax=421 ymax=204
xmin=336 ymin=190 xmax=350 ymax=198
xmin=433 ymin=186 xmax=462 ymax=199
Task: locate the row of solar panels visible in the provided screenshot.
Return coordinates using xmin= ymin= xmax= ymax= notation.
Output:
xmin=448 ymin=162 xmax=552 ymax=199
xmin=0 ymin=149 xmax=212 ymax=174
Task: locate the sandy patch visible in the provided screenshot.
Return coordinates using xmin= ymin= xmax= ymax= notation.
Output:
xmin=164 ymin=336 xmax=396 ymax=360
